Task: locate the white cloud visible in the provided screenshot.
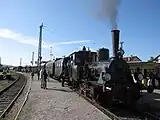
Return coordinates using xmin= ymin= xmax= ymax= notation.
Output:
xmin=52 ymin=40 xmax=92 ymax=45
xmin=0 ymin=28 xmax=94 ymax=66
xmin=0 ymin=28 xmax=92 ymax=48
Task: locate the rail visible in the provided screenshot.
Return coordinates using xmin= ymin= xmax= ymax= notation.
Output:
xmin=0 ymin=75 xmax=19 ymax=95
xmin=0 ymin=73 xmax=27 ymax=119
xmin=13 ymin=73 xmax=32 ymax=120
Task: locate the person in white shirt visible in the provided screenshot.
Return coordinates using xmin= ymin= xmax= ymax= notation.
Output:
xmin=39 ymin=69 xmax=43 ymax=88
xmin=39 ymin=69 xmax=43 ymax=80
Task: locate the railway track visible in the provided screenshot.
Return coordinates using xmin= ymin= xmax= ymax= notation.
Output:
xmin=0 ymin=73 xmax=27 ymax=119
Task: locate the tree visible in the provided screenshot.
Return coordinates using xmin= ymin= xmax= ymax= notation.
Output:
xmin=148 ymin=56 xmax=154 ymax=62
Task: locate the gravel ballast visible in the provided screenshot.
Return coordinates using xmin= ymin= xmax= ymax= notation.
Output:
xmin=2 ymin=73 xmax=31 ymax=120
xmin=17 ymin=76 xmax=111 ymax=120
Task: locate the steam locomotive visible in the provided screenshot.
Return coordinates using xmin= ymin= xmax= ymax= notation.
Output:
xmin=45 ymin=30 xmax=142 ymax=107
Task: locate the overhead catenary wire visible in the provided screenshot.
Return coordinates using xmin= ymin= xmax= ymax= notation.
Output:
xmin=43 ymin=26 xmax=55 ymax=34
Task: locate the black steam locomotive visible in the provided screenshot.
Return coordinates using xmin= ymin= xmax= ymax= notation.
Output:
xmin=45 ymin=30 xmax=142 ymax=107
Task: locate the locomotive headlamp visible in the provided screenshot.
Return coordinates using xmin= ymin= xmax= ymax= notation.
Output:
xmin=104 ymin=73 xmax=111 ymax=81
xmin=138 ymin=74 xmax=143 ymax=81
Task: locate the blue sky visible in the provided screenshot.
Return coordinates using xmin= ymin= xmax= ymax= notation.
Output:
xmin=0 ymin=0 xmax=159 ymax=66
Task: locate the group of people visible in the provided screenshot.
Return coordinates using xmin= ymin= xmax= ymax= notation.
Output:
xmin=31 ymin=65 xmax=48 ymax=89
xmin=133 ymin=67 xmax=160 ymax=88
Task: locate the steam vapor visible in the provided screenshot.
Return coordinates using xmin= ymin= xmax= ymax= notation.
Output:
xmin=99 ymin=0 xmax=120 ymax=29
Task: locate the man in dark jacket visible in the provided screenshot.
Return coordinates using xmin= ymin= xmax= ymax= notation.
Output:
xmin=42 ymin=68 xmax=48 ymax=89
xmin=31 ymin=71 xmax=34 ymax=80
xmin=60 ymin=71 xmax=64 ymax=87
xmin=37 ymin=70 xmax=40 ymax=80
xmin=40 ymin=69 xmax=44 ymax=88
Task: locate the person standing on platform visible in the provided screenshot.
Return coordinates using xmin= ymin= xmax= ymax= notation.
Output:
xmin=39 ymin=69 xmax=43 ymax=81
xmin=43 ymin=68 xmax=48 ymax=89
xmin=40 ymin=69 xmax=44 ymax=88
xmin=31 ymin=71 xmax=34 ymax=80
xmin=37 ymin=69 xmax=40 ymax=80
xmin=60 ymin=70 xmax=65 ymax=87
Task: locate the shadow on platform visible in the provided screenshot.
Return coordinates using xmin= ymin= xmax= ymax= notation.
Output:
xmin=111 ymin=92 xmax=160 ymax=118
xmin=47 ymin=80 xmax=59 ymax=83
xmin=141 ymin=92 xmax=160 ymax=101
xmin=46 ymin=88 xmax=73 ymax=93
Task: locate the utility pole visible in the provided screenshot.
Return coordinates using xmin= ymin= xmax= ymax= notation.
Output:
xmin=0 ymin=57 xmax=1 ymax=65
xmin=20 ymin=58 xmax=22 ymax=66
xmin=31 ymin=52 xmax=34 ymax=66
xmin=31 ymin=52 xmax=34 ymax=72
xmin=37 ymin=23 xmax=43 ymax=71
xmin=50 ymin=47 xmax=53 ymax=60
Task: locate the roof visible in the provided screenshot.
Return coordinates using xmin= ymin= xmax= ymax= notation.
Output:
xmin=152 ymin=54 xmax=160 ymax=62
xmin=123 ymin=56 xmax=142 ymax=62
xmin=127 ymin=61 xmax=160 ymax=67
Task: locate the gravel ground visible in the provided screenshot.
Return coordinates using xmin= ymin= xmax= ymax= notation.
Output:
xmin=17 ymin=76 xmax=111 ymax=120
xmin=0 ymin=80 xmax=12 ymax=90
xmin=0 ymin=74 xmax=19 ymax=90
xmin=2 ymin=73 xmax=31 ymax=120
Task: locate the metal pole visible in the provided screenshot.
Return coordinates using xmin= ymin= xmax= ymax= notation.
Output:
xmin=50 ymin=47 xmax=53 ymax=60
xmin=31 ymin=52 xmax=34 ymax=72
xmin=20 ymin=58 xmax=22 ymax=66
xmin=0 ymin=57 xmax=1 ymax=65
xmin=38 ymin=23 xmax=43 ymax=72
xmin=32 ymin=52 xmax=34 ymax=66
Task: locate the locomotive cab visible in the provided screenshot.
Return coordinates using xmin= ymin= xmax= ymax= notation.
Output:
xmin=67 ymin=47 xmax=97 ymax=87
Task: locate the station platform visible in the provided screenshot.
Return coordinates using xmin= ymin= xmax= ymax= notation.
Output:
xmin=138 ymin=90 xmax=160 ymax=116
xmin=138 ymin=90 xmax=160 ymax=106
xmin=18 ymin=75 xmax=111 ymax=120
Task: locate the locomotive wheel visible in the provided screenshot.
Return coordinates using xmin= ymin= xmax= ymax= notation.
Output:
xmin=147 ymin=86 xmax=154 ymax=93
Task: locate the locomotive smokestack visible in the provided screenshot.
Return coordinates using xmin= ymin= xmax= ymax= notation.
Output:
xmin=111 ymin=29 xmax=120 ymax=58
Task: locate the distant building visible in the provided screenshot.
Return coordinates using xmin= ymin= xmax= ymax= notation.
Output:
xmin=123 ymin=55 xmax=142 ymax=62
xmin=152 ymin=55 xmax=160 ymax=63
xmin=123 ymin=55 xmax=160 ymax=76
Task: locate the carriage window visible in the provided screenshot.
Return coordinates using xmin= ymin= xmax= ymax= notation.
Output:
xmin=60 ymin=62 xmax=62 ymax=68
xmin=61 ymin=61 xmax=63 ymax=67
xmin=73 ymin=54 xmax=75 ymax=60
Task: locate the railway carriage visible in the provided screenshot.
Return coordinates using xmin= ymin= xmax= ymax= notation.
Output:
xmin=46 ymin=61 xmax=55 ymax=77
